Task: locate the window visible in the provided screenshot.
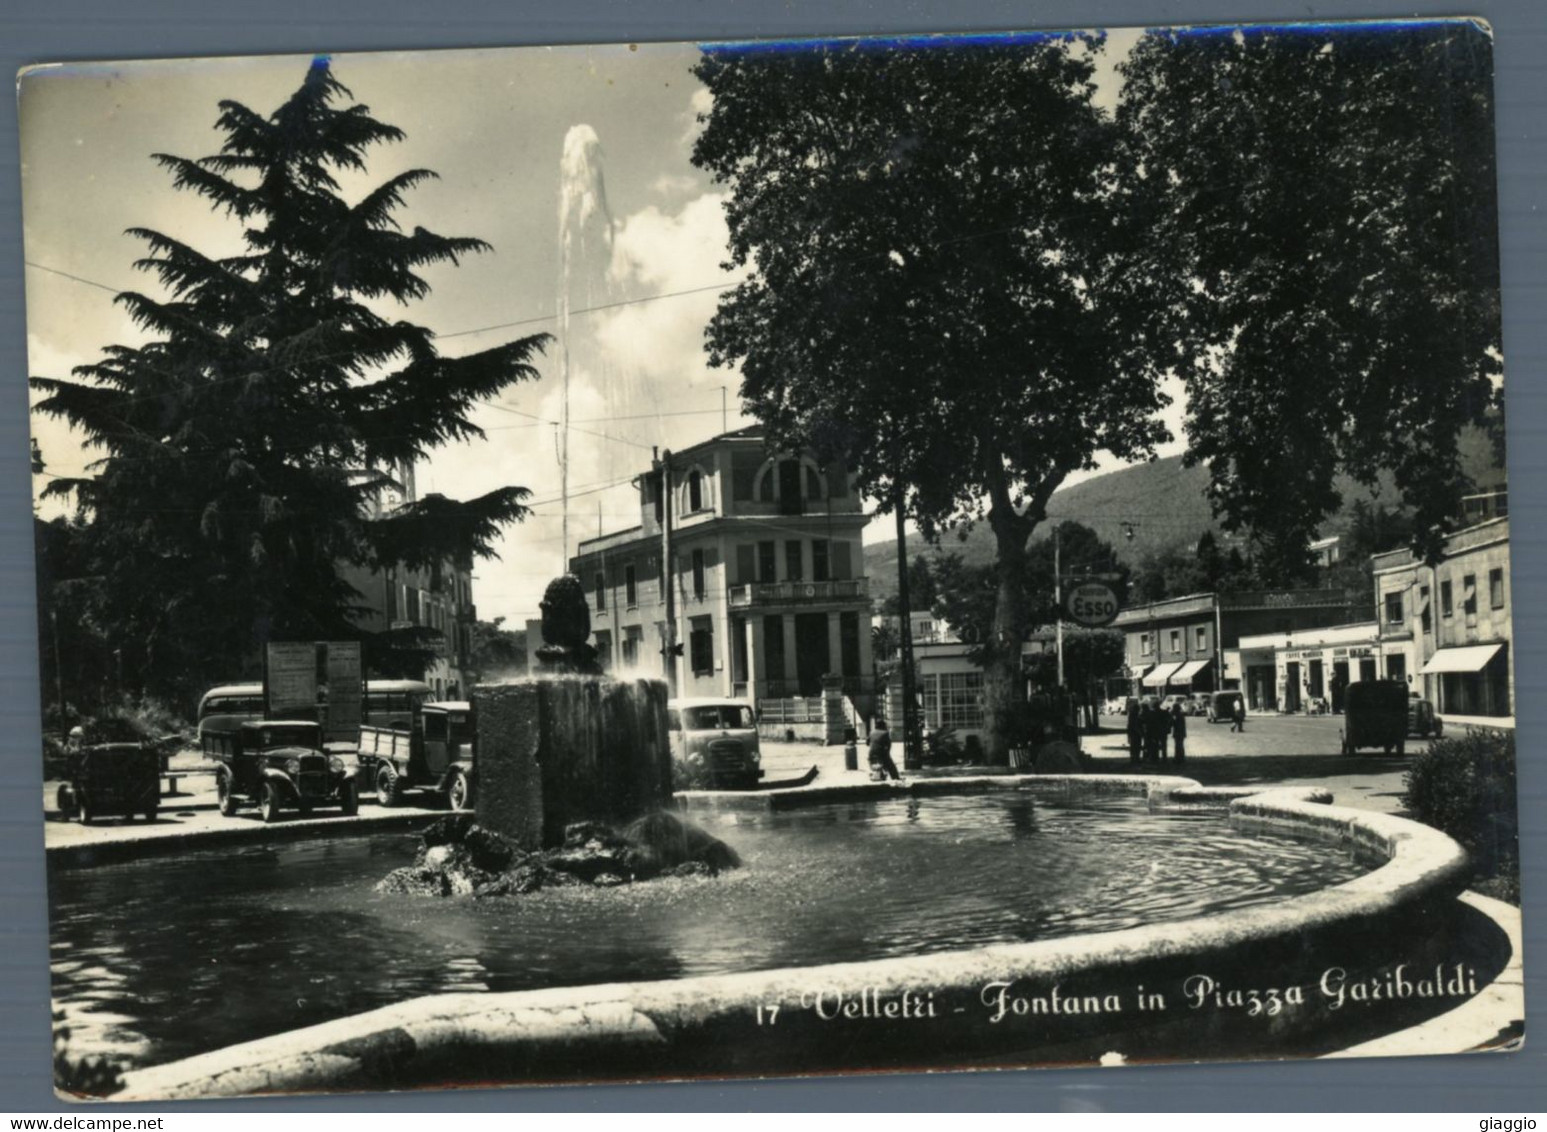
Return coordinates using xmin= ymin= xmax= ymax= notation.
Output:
xmin=812 ymin=540 xmax=830 ymax=582
xmin=594 ymin=572 xmax=606 ymax=611
xmin=1168 ymin=629 xmax=1182 ymax=655
xmin=804 ymin=464 xmax=823 ymax=501
xmin=1385 ymin=592 xmax=1404 ymax=625
xmin=687 ymin=469 xmax=703 ymax=513
xmin=1463 ymin=574 xmax=1477 ymax=617
xmin=650 ymin=474 xmax=663 ymax=523
xmin=785 ymin=540 xmax=804 ymax=581
xmin=622 ymin=627 xmax=641 ymax=666
xmin=625 ymin=564 xmax=638 ymax=608
xmin=691 ymin=548 xmax=706 ymax=600
xmin=689 ymin=617 xmax=714 ymax=675
xmin=757 ymin=541 xmax=777 ymax=582
xmin=1194 ymin=626 xmax=1207 ymax=652
xmin=936 ymin=672 xmax=985 ymax=729
xmin=1490 ymin=567 xmax=1505 ymax=610
xmin=1440 ymin=580 xmax=1453 ymax=618
xmin=1419 ymin=585 xmax=1431 ymax=633
xmin=764 ymin=615 xmax=785 ymax=677
xmin=1140 ymin=635 xmax=1154 ymax=658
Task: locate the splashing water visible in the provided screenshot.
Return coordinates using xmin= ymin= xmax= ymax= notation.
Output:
xmin=556 ymin=125 xmax=617 ymax=567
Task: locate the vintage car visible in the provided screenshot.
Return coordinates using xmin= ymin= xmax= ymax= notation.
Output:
xmin=1408 ymin=696 xmax=1444 ymax=739
xmin=1205 ymin=690 xmax=1245 ymax=723
xmin=1340 ymin=679 xmax=1409 ymax=756
xmin=358 ymin=700 xmax=476 ymax=810
xmin=203 ymin=720 xmax=358 ymax=822
xmin=668 ymin=698 xmax=763 ymax=789
xmin=55 ymin=742 xmax=161 ymax=824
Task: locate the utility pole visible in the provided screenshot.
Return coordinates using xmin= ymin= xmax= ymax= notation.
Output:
xmin=894 ymin=481 xmax=922 ymax=771
xmin=1054 ymin=524 xmax=1065 ymax=689
xmin=50 ymin=609 xmax=64 ymax=715
xmin=721 ymin=387 xmax=728 ymax=435
xmin=657 ymin=448 xmax=678 ymax=697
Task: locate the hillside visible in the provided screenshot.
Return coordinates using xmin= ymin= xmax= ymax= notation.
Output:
xmin=864 ymin=425 xmax=1506 ymax=606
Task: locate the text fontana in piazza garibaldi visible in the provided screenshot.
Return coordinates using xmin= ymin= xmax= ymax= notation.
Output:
xmin=20 ymin=15 xmax=1522 ymax=1102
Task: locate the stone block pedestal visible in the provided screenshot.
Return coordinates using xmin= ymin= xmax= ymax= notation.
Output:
xmin=473 ymin=676 xmax=673 ymax=850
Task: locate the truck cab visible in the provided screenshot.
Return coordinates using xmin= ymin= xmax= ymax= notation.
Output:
xmin=667 ymin=698 xmax=763 ymax=790
xmin=204 ymin=720 xmax=358 ymax=822
xmin=360 ymin=700 xmax=476 ymax=810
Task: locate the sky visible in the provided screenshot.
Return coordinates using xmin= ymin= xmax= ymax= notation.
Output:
xmin=20 ymin=28 xmax=1176 ymax=625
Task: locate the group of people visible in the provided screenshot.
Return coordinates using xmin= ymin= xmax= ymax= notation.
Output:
xmin=1126 ymin=699 xmax=1187 ymax=764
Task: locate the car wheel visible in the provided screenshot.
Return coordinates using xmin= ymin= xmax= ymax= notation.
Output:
xmin=78 ymin=794 xmax=93 ymax=825
xmin=143 ymin=804 xmax=158 ymax=823
xmin=376 ymin=763 xmax=401 ymax=808
xmin=259 ymin=781 xmax=283 ymax=824
xmin=339 ymin=779 xmax=359 ymax=817
xmin=55 ymin=784 xmax=76 ymax=819
xmin=216 ymin=772 xmax=238 ymax=817
xmin=446 ymin=771 xmax=470 ymax=813
xmin=1397 ymin=740 xmax=1406 ymax=757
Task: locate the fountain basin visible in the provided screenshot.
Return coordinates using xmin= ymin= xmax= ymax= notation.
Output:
xmin=93 ymin=774 xmax=1507 ymax=1101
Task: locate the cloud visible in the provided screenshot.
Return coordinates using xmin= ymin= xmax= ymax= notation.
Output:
xmin=678 ymin=85 xmax=713 ymax=147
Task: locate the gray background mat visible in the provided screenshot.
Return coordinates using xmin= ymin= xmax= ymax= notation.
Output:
xmin=0 ymin=0 xmax=1541 ymax=1112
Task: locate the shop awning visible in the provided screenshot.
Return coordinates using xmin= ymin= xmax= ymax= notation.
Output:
xmin=1142 ymin=662 xmax=1182 ymax=687
xmin=1419 ymin=643 xmax=1503 ymax=675
xmin=1171 ymin=659 xmax=1211 ymax=684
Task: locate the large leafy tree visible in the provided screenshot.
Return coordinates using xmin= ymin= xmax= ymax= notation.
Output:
xmin=33 ymin=59 xmax=546 ymax=704
xmin=1119 ymin=22 xmax=1501 ymax=574
xmin=692 ymin=36 xmax=1170 ymax=761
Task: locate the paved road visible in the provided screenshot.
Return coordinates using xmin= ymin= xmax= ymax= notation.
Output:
xmin=43 ymin=713 xmax=1425 ymax=852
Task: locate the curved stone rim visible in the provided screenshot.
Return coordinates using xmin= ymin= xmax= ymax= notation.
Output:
xmin=113 ymin=775 xmax=1474 ymax=1103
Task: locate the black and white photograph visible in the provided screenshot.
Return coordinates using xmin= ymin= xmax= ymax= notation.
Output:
xmin=19 ymin=17 xmax=1523 ymax=1102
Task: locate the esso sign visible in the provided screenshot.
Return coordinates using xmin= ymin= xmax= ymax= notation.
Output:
xmin=1065 ymin=582 xmax=1120 ymax=627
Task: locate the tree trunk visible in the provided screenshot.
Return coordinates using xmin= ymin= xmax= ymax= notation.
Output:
xmin=982 ymin=516 xmax=1032 ymax=765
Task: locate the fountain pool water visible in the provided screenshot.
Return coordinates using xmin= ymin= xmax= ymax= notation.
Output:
xmin=50 ymin=790 xmax=1374 ymax=1071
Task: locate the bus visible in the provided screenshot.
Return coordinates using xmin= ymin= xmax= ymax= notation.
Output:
xmin=196 ymin=679 xmax=434 ymax=742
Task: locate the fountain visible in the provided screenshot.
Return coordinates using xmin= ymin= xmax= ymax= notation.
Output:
xmin=369 ymin=575 xmax=735 ymax=901
xmin=473 ymin=573 xmax=674 ymax=850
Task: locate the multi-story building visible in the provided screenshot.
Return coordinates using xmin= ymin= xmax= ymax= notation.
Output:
xmin=338 ymin=461 xmax=476 ymax=699
xmin=1115 ymin=589 xmax=1355 ymax=703
xmin=569 ymin=426 xmax=876 ymax=709
xmin=1372 ymin=516 xmax=1512 ymax=722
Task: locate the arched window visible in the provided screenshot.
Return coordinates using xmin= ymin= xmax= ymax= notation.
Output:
xmin=688 ymin=469 xmax=703 ymax=513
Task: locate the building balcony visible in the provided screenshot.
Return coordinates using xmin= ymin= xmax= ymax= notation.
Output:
xmin=727 ymin=578 xmax=870 ymax=609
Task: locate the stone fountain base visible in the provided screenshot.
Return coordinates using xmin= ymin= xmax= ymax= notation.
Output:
xmin=375 ymin=811 xmax=739 ymax=899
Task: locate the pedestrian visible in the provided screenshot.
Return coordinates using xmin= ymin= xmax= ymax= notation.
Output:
xmin=1150 ymin=699 xmax=1171 ymax=761
xmin=1171 ymin=702 xmax=1187 ymax=764
xmin=867 ymin=717 xmax=901 ymax=782
xmin=1231 ymin=696 xmax=1246 ymax=733
xmin=1125 ymin=699 xmax=1142 ymax=764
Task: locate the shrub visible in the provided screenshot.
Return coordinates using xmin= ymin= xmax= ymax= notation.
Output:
xmin=1402 ymin=728 xmax=1519 ymax=900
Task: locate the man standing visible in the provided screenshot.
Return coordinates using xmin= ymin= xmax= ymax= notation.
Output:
xmin=1231 ymin=696 xmax=1247 ymax=733
xmin=868 ymin=717 xmax=902 ymax=781
xmin=1125 ymin=699 xmax=1142 ymax=764
xmin=1171 ymin=701 xmax=1188 ymax=765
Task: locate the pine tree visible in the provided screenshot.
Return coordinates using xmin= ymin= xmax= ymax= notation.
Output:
xmin=32 ymin=59 xmax=547 ymax=704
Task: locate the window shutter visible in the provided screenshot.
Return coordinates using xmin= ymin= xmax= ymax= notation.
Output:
xmin=833 ymin=541 xmax=853 ymax=580
xmin=736 ymin=544 xmax=755 ymax=584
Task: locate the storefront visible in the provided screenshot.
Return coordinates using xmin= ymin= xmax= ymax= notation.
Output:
xmin=1237 ymin=622 xmax=1381 ymax=714
xmin=1419 ymin=641 xmax=1511 ymax=718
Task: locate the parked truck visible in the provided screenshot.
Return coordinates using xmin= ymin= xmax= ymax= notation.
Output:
xmin=357 ymin=700 xmax=476 ymax=810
